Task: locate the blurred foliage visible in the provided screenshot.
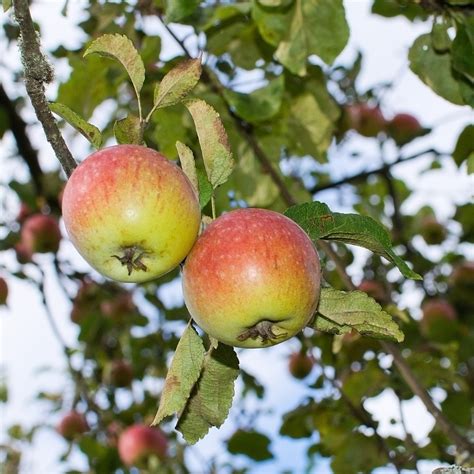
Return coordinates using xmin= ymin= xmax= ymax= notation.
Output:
xmin=0 ymin=0 xmax=473 ymax=472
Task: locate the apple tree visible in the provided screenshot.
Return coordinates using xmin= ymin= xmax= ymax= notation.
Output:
xmin=0 ymin=0 xmax=473 ymax=472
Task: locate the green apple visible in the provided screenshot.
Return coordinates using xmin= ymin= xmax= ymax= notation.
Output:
xmin=182 ymin=208 xmax=321 ymax=348
xmin=62 ymin=145 xmax=201 ymax=283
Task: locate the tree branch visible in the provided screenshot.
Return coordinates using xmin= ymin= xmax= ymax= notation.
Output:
xmin=0 ymin=84 xmax=44 ymax=195
xmin=309 ymin=148 xmax=445 ymax=194
xmin=13 ymin=0 xmax=77 ymax=178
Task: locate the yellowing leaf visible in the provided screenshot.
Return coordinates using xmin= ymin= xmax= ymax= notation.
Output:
xmin=49 ymin=102 xmax=103 ymax=148
xmin=152 ymin=325 xmax=205 ymax=425
xmin=186 ymin=99 xmax=234 ymax=188
xmin=113 ymin=115 xmax=144 ymax=145
xmin=153 ymin=58 xmax=202 ymax=110
xmin=176 ymin=141 xmax=199 ymax=196
xmin=84 ymin=34 xmax=145 ymax=102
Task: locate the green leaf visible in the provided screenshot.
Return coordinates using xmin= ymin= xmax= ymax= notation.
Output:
xmin=453 ymin=125 xmax=474 ymax=167
xmin=153 ymin=58 xmax=202 ymax=111
xmin=49 ymin=102 xmax=103 ymax=148
xmin=113 ymin=115 xmax=144 ymax=145
xmin=312 ymin=288 xmax=405 ymax=342
xmin=254 ymin=0 xmax=349 ymax=75
xmin=452 ymin=19 xmax=474 ymax=84
xmin=222 ymin=76 xmax=285 ymax=123
xmin=176 ymin=141 xmax=199 ymax=197
xmin=84 ymin=34 xmax=145 ymax=103
xmin=284 ymin=201 xmax=421 ymax=280
xmin=468 ymin=154 xmax=474 ymax=174
xmin=186 ymin=99 xmax=234 ymax=188
xmin=152 ymin=325 xmax=205 ymax=425
xmin=371 ymin=0 xmax=426 ymax=21
xmin=166 ymin=0 xmax=200 ymax=22
xmin=176 ymin=343 xmax=239 ymax=444
xmin=3 ymin=0 xmax=12 ymax=12
xmin=431 ymin=23 xmax=451 ymax=53
xmin=197 ymin=169 xmax=213 ymax=210
xmin=227 ymin=430 xmax=273 ymax=461
xmin=409 ymin=33 xmax=465 ymax=105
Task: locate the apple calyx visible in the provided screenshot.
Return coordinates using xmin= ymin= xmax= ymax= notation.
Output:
xmin=111 ymin=246 xmax=148 ymax=276
xmin=237 ymin=320 xmax=288 ymax=344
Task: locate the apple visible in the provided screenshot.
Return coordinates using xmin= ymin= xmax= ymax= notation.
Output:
xmin=0 ymin=277 xmax=8 ymax=306
xmin=118 ymin=424 xmax=167 ymax=466
xmin=62 ymin=145 xmax=200 ymax=283
xmin=357 ymin=279 xmax=387 ymax=305
xmin=105 ymin=360 xmax=134 ymax=387
xmin=14 ymin=241 xmax=33 ymax=264
xmin=342 ymin=104 xmax=386 ymax=137
xmin=421 ymin=298 xmax=457 ymax=341
xmin=419 ymin=216 xmax=446 ymax=245
xmin=57 ymin=411 xmax=88 ymax=440
xmin=449 ymin=261 xmax=474 ymax=313
xmin=100 ymin=292 xmax=135 ymax=320
xmin=388 ymin=113 xmax=424 ymax=145
xmin=16 ymin=203 xmax=32 ymax=224
xmin=289 ymin=352 xmax=313 ymax=379
xmin=21 ymin=214 xmax=61 ymax=254
xmin=182 ymin=208 xmax=321 ymax=348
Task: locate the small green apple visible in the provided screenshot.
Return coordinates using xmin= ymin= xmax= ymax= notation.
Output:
xmin=62 ymin=145 xmax=201 ymax=283
xmin=182 ymin=208 xmax=321 ymax=348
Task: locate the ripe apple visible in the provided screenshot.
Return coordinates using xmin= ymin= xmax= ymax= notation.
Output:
xmin=449 ymin=261 xmax=474 ymax=313
xmin=357 ymin=279 xmax=387 ymax=305
xmin=342 ymin=104 xmax=386 ymax=137
xmin=0 ymin=277 xmax=8 ymax=306
xmin=16 ymin=203 xmax=32 ymax=224
xmin=57 ymin=411 xmax=88 ymax=440
xmin=118 ymin=424 xmax=167 ymax=466
xmin=14 ymin=241 xmax=33 ymax=264
xmin=289 ymin=352 xmax=313 ymax=379
xmin=21 ymin=214 xmax=61 ymax=254
xmin=62 ymin=145 xmax=200 ymax=283
xmin=105 ymin=360 xmax=134 ymax=387
xmin=419 ymin=216 xmax=446 ymax=245
xmin=388 ymin=113 xmax=424 ymax=145
xmin=421 ymin=298 xmax=457 ymax=341
xmin=182 ymin=208 xmax=321 ymax=348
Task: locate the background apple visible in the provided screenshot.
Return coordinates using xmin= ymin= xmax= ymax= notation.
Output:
xmin=419 ymin=216 xmax=446 ymax=245
xmin=105 ymin=360 xmax=134 ymax=387
xmin=0 ymin=277 xmax=8 ymax=306
xmin=288 ymin=352 xmax=314 ymax=379
xmin=21 ymin=214 xmax=61 ymax=254
xmin=56 ymin=411 xmax=88 ymax=440
xmin=118 ymin=424 xmax=167 ymax=466
xmin=421 ymin=298 xmax=458 ymax=342
xmin=182 ymin=208 xmax=321 ymax=348
xmin=342 ymin=103 xmax=386 ymax=137
xmin=388 ymin=113 xmax=424 ymax=145
xmin=449 ymin=261 xmax=474 ymax=315
xmin=62 ymin=145 xmax=200 ymax=283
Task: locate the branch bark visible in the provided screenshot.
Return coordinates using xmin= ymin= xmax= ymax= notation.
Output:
xmin=13 ymin=0 xmax=77 ymax=178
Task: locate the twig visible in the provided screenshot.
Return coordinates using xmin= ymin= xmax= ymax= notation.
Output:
xmin=309 ymin=148 xmax=445 ymax=194
xmin=13 ymin=0 xmax=77 ymax=178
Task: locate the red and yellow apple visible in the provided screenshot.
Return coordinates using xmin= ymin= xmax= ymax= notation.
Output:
xmin=57 ymin=411 xmax=88 ymax=440
xmin=62 ymin=145 xmax=200 ymax=283
xmin=289 ymin=352 xmax=313 ymax=379
xmin=182 ymin=208 xmax=321 ymax=348
xmin=118 ymin=424 xmax=167 ymax=466
xmin=21 ymin=213 xmax=61 ymax=254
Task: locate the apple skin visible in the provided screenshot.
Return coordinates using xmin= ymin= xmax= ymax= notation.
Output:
xmin=182 ymin=208 xmax=321 ymax=348
xmin=419 ymin=216 xmax=446 ymax=245
xmin=0 ymin=277 xmax=8 ymax=306
xmin=57 ymin=411 xmax=88 ymax=440
xmin=21 ymin=214 xmax=61 ymax=254
xmin=118 ymin=424 xmax=167 ymax=466
xmin=342 ymin=104 xmax=386 ymax=137
xmin=62 ymin=145 xmax=200 ymax=283
xmin=388 ymin=113 xmax=423 ymax=145
xmin=421 ymin=298 xmax=457 ymax=341
xmin=357 ymin=279 xmax=387 ymax=305
xmin=289 ymin=352 xmax=313 ymax=379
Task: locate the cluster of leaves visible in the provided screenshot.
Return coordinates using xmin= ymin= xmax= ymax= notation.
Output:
xmin=1 ymin=0 xmax=473 ymax=472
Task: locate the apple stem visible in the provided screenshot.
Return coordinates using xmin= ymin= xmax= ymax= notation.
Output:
xmin=111 ymin=247 xmax=148 ymax=276
xmin=237 ymin=320 xmax=288 ymax=344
